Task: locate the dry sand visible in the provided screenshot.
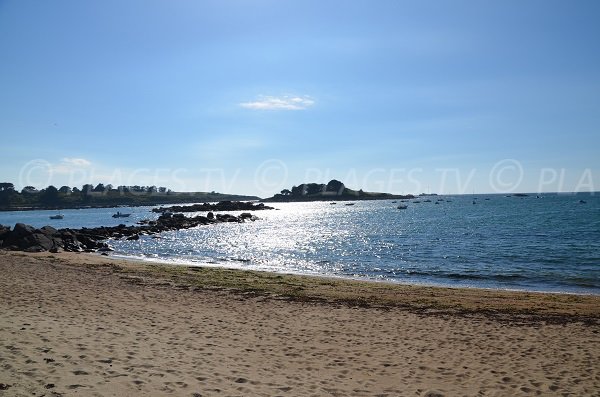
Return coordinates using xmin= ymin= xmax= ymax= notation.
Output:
xmin=0 ymin=250 xmax=599 ymax=396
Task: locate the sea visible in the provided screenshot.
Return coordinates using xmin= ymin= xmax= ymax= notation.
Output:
xmin=1 ymin=193 xmax=599 ymax=295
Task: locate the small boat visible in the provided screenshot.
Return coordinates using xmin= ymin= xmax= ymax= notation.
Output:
xmin=423 ymin=199 xmax=432 ymax=203
xmin=345 ymin=203 xmax=355 ymax=206
xmin=49 ymin=214 xmax=64 ymax=220
xmin=112 ymin=211 xmax=131 ymax=218
xmin=397 ymin=205 xmax=408 ymax=209
xmin=579 ymin=200 xmax=587 ymax=204
xmin=330 ymin=202 xmax=337 ymax=205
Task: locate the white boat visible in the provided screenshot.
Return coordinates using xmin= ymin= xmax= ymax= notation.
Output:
xmin=49 ymin=214 xmax=64 ymax=220
xmin=112 ymin=211 xmax=131 ymax=218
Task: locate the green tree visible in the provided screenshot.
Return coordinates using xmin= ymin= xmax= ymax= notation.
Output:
xmin=0 ymin=182 xmax=14 ymax=191
xmin=41 ymin=185 xmax=59 ymax=204
xmin=93 ymin=183 xmax=105 ymax=192
xmin=0 ymin=184 xmax=17 ymax=206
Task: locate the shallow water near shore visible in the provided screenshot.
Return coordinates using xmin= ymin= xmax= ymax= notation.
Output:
xmin=1 ymin=193 xmax=599 ymax=294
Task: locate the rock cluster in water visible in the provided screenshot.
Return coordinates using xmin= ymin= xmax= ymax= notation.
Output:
xmin=152 ymin=201 xmax=274 ymax=213
xmin=0 ymin=212 xmax=260 ymax=253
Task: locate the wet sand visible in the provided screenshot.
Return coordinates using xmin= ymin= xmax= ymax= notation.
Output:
xmin=1 ymin=250 xmax=599 ymax=396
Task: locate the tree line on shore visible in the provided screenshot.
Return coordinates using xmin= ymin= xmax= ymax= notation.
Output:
xmin=0 ymin=182 xmax=258 ymax=210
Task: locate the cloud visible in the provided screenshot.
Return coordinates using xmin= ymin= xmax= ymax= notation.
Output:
xmin=240 ymin=95 xmax=315 ymax=110
xmin=52 ymin=157 xmax=92 ymax=174
xmin=62 ymin=157 xmax=92 ymax=167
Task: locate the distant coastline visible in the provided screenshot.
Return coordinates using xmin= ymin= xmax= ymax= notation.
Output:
xmin=0 ymin=182 xmax=259 ymax=212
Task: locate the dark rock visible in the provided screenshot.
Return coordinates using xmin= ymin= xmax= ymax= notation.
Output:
xmin=39 ymin=225 xmax=59 ymax=236
xmin=12 ymin=223 xmax=36 ymax=237
xmin=0 ymin=224 xmax=10 ymax=241
xmin=3 ymin=223 xmax=34 ymax=248
xmin=25 ymin=232 xmax=55 ymax=251
xmin=207 ymin=212 xmax=214 ymax=220
xmin=126 ymin=234 xmax=140 ymax=241
xmin=152 ymin=201 xmax=274 ymax=214
xmin=3 ymin=223 xmax=58 ymax=251
xmin=60 ymin=232 xmax=84 ymax=252
xmin=216 ymin=214 xmax=240 ymax=223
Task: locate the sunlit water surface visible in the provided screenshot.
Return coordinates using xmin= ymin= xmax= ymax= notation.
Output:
xmin=1 ymin=193 xmax=599 ymax=294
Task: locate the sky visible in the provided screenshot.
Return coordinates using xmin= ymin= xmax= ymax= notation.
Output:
xmin=1 ymin=0 xmax=599 ymax=197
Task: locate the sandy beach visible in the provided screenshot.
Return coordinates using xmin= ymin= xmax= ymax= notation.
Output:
xmin=1 ymin=251 xmax=599 ymax=396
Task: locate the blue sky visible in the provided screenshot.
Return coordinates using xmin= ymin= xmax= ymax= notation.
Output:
xmin=1 ymin=0 xmax=599 ymax=196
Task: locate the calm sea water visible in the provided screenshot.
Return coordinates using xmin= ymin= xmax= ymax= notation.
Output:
xmin=1 ymin=193 xmax=599 ymax=294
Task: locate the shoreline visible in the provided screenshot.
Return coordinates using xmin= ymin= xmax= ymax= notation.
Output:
xmin=108 ymin=251 xmax=600 ymax=298
xmin=2 ymin=250 xmax=599 ymax=396
xmin=12 ymin=250 xmax=600 ymax=319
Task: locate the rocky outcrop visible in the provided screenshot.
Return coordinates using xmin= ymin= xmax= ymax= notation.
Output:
xmin=152 ymin=201 xmax=273 ymax=214
xmin=0 ymin=223 xmax=103 ymax=253
xmin=2 ymin=223 xmax=68 ymax=252
xmin=0 ymin=211 xmax=261 ymax=253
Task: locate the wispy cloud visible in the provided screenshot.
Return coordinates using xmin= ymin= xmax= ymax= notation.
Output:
xmin=240 ymin=95 xmax=315 ymax=111
xmin=52 ymin=157 xmax=92 ymax=174
xmin=62 ymin=157 xmax=92 ymax=167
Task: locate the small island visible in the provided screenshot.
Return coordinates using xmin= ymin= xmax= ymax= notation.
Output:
xmin=262 ymin=179 xmax=414 ymax=202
